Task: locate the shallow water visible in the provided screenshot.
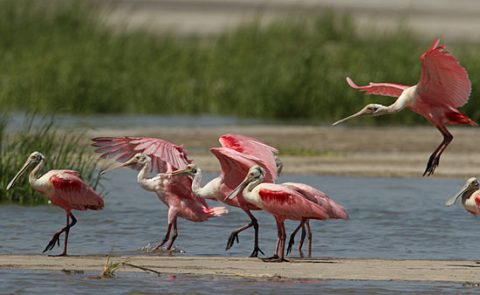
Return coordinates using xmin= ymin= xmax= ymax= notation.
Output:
xmin=0 ymin=269 xmax=470 ymax=294
xmin=1 ymin=171 xmax=478 ymax=292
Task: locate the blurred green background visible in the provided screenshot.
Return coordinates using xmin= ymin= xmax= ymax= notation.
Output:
xmin=1 ymin=0 xmax=479 ymax=125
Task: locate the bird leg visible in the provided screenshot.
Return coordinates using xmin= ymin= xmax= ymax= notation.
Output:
xmin=44 ymin=213 xmax=77 ymax=256
xmin=286 ymin=220 xmax=305 ymax=256
xmin=154 ymin=222 xmax=173 ymax=250
xmin=165 ymin=218 xmax=178 ymax=251
xmin=263 ymin=218 xmax=288 ymax=262
xmin=423 ymin=125 xmax=453 ymax=176
xmin=305 ymin=221 xmax=312 ymax=258
xmin=298 ymin=223 xmax=307 ymax=258
xmin=225 ymin=210 xmax=264 ymax=257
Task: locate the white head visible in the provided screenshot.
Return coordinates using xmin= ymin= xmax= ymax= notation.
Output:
xmin=445 ymin=177 xmax=480 ymax=207
xmin=169 ymin=163 xmax=199 ymax=177
xmin=333 ymin=104 xmax=388 ymax=126
xmin=7 ymin=151 xmax=45 ymax=190
xmin=100 ymin=153 xmax=151 ymax=175
xmin=224 ymin=165 xmax=265 ymax=201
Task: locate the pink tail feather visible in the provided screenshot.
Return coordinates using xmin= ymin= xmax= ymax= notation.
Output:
xmin=205 ymin=206 xmax=228 ymax=217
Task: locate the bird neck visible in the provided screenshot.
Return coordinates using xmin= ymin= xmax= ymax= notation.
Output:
xmin=240 ymin=178 xmax=263 ymax=204
xmin=191 ymin=168 xmax=220 ymax=199
xmin=385 ymin=86 xmax=415 ymax=114
xmin=246 ymin=178 xmax=262 ymax=193
xmin=137 ymin=160 xmax=151 ymax=183
xmin=29 ymin=159 xmax=44 ymax=187
xmin=462 ymin=188 xmax=477 ymax=204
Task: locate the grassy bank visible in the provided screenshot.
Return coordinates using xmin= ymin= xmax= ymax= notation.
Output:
xmin=1 ymin=0 xmax=480 ymax=124
xmin=0 ymin=115 xmax=101 ymax=204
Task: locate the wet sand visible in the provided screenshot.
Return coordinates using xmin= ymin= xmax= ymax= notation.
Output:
xmin=88 ymin=125 xmax=480 ymax=178
xmin=0 ymin=255 xmax=479 ymax=282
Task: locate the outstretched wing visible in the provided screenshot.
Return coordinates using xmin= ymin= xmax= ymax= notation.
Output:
xmin=219 ymin=133 xmax=278 ymax=182
xmin=50 ymin=171 xmax=104 ymax=211
xmin=417 ymin=39 xmax=471 ymax=108
xmin=210 ymin=147 xmax=275 ymax=192
xmin=346 ymin=77 xmax=409 ymax=98
xmin=92 ymin=137 xmax=191 ymax=173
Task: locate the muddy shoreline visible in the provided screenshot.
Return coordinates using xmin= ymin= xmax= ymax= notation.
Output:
xmin=87 ymin=125 xmax=480 ymax=178
xmin=1 ymin=255 xmax=479 ymax=283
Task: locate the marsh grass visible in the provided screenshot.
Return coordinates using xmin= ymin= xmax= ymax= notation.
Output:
xmin=0 ymin=114 xmax=102 ymax=204
xmin=1 ymin=0 xmax=480 ymax=124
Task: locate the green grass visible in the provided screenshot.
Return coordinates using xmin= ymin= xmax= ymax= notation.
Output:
xmin=1 ymin=0 xmax=480 ymax=124
xmin=0 ymin=114 xmax=102 ymax=204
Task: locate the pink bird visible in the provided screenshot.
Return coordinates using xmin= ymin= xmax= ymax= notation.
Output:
xmin=6 ymin=152 xmax=104 ymax=256
xmin=93 ymin=138 xmax=228 ymax=251
xmin=333 ymin=39 xmax=477 ymax=176
xmin=281 ymin=182 xmax=348 ymax=257
xmin=92 ymin=134 xmax=279 ymax=256
xmin=168 ymin=134 xmax=280 ymax=257
xmin=445 ymin=177 xmax=480 ymax=215
xmin=226 ymin=166 xmax=338 ymax=262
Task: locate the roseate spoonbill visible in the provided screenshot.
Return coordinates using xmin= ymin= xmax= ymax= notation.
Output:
xmin=93 ymin=138 xmax=228 ymax=251
xmin=93 ymin=134 xmax=279 ymax=257
xmin=333 ymin=39 xmax=477 ymax=176
xmin=6 ymin=152 xmax=104 ymax=256
xmin=281 ymin=182 xmax=348 ymax=257
xmin=166 ymin=134 xmax=280 ymax=257
xmin=226 ymin=166 xmax=333 ymax=262
xmin=445 ymin=177 xmax=480 ymax=215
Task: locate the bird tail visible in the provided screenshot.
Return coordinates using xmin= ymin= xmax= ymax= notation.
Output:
xmin=205 ymin=206 xmax=228 ymax=217
xmin=445 ymin=110 xmax=477 ymax=126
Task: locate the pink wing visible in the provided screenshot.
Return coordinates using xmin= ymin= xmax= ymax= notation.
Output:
xmin=49 ymin=171 xmax=104 ymax=211
xmin=92 ymin=137 xmax=191 ymax=173
xmin=210 ymin=147 xmax=275 ymax=192
xmin=167 ymin=175 xmax=209 ymax=207
xmin=346 ymin=77 xmax=409 ymax=97
xmin=258 ymin=185 xmax=328 ymax=220
xmin=417 ymin=39 xmax=471 ymax=108
xmin=219 ymin=134 xmax=278 ymax=182
xmin=282 ymin=182 xmax=348 ymax=220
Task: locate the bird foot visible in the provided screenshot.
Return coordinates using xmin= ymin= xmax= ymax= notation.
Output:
xmin=261 ymin=255 xmax=288 ymax=263
xmin=225 ymin=232 xmax=240 ymax=251
xmin=298 ymin=248 xmax=305 ymax=258
xmin=48 ymin=252 xmax=68 ymax=257
xmin=43 ymin=232 xmax=62 ymax=253
xmin=423 ymin=156 xmax=439 ymax=176
xmin=249 ymin=246 xmax=265 ymax=257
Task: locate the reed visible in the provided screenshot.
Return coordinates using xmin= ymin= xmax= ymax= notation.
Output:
xmin=0 ymin=0 xmax=479 ymax=124
xmin=0 ymin=115 xmax=102 ymax=204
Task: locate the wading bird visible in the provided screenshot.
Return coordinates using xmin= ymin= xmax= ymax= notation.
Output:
xmin=445 ymin=177 xmax=480 ymax=215
xmin=6 ymin=152 xmax=104 ymax=256
xmin=93 ymin=137 xmax=227 ymax=250
xmin=226 ymin=166 xmax=337 ymax=262
xmin=333 ymin=39 xmax=477 ymax=176
xmin=93 ymin=134 xmax=279 ymax=257
xmin=282 ymin=182 xmax=348 ymax=257
xmin=169 ymin=146 xmax=276 ymax=257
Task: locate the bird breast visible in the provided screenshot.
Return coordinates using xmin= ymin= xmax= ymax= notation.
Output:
xmin=463 ymin=192 xmax=480 ymax=215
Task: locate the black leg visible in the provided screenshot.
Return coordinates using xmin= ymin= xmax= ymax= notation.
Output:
xmin=44 ymin=212 xmax=77 ymax=256
xmin=287 ymin=221 xmax=304 ymax=256
xmin=225 ymin=209 xmax=264 ymax=257
xmin=423 ymin=125 xmax=452 ymax=176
